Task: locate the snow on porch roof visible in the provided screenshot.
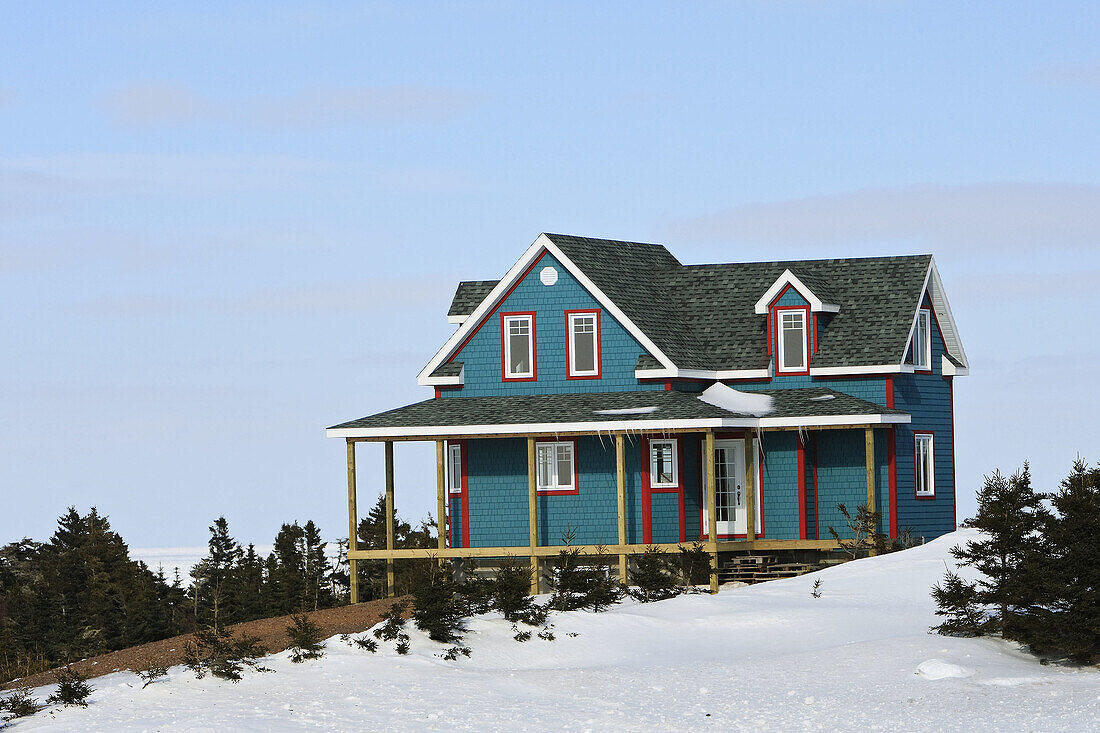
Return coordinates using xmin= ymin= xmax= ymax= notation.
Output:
xmin=326 ymin=388 xmax=910 ymax=439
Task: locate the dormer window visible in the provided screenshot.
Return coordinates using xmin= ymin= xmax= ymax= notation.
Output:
xmin=908 ymin=309 xmax=932 ymax=371
xmin=777 ymin=308 xmax=808 ymax=374
xmin=502 ymin=312 xmax=536 ymax=380
xmin=567 ymin=310 xmax=600 ymax=378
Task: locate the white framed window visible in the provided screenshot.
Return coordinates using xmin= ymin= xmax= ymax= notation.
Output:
xmin=567 ymin=311 xmax=600 ymax=377
xmin=448 ymin=443 xmax=462 ymax=493
xmin=777 ymin=309 xmax=807 ymax=373
xmin=502 ymin=313 xmax=534 ymax=379
xmin=649 ymin=439 xmax=678 ymax=488
xmin=536 ymin=441 xmax=575 ymax=492
xmin=915 ymin=433 xmax=935 ymax=497
xmin=909 ymin=309 xmax=932 ymax=370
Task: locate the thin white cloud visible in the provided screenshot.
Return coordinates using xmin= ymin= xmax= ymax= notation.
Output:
xmin=663 ymin=183 xmax=1100 ymax=253
xmin=103 ymin=82 xmax=481 ymax=127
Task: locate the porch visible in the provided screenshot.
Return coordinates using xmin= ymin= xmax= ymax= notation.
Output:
xmin=328 ymin=389 xmax=910 ymax=599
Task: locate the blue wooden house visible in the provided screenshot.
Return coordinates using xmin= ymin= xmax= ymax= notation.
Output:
xmin=329 ymin=233 xmax=968 ymax=599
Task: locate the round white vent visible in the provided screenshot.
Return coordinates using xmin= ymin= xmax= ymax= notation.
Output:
xmin=539 ymin=266 xmax=558 ymax=286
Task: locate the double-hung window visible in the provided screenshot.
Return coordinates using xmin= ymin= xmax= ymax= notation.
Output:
xmin=649 ymin=439 xmax=678 ymax=488
xmin=536 ymin=441 xmax=575 ymax=492
xmin=567 ymin=311 xmax=600 ymax=377
xmin=777 ymin=309 xmax=807 ymax=373
xmin=502 ymin=313 xmax=535 ymax=379
xmin=915 ymin=433 xmax=935 ymax=497
xmin=448 ymin=443 xmax=462 ymax=494
xmin=909 ymin=309 xmax=932 ymax=370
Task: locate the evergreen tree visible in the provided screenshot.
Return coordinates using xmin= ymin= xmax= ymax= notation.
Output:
xmin=950 ymin=466 xmax=1046 ymax=639
xmin=356 ymin=494 xmax=436 ymax=600
xmin=1019 ymin=459 xmax=1100 ymax=662
xmin=267 ymin=522 xmax=307 ymax=615
xmin=930 ymin=569 xmax=985 ymax=636
xmin=285 ymin=614 xmax=326 ymax=663
xmin=191 ymin=517 xmax=244 ymax=631
xmin=301 ymin=521 xmax=331 ymax=612
xmin=827 ymin=503 xmax=887 ymax=558
xmin=411 ymin=563 xmax=466 ymax=643
xmin=629 ymin=547 xmax=680 ymax=602
xmin=235 ymin=544 xmax=266 ymax=622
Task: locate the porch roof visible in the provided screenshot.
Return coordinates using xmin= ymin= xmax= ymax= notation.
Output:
xmin=326 ymin=388 xmax=909 ymax=440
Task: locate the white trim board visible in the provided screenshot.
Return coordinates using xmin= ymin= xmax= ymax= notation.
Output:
xmin=754 ymin=269 xmax=841 ymax=315
xmin=326 ymin=412 xmax=911 ymax=439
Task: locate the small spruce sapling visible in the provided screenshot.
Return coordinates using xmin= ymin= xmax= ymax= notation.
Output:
xmin=138 ymin=665 xmax=169 ymax=688
xmin=411 ymin=563 xmax=466 ymax=644
xmin=582 ymin=548 xmax=624 ymax=612
xmin=46 ymin=667 xmax=92 ymax=707
xmin=286 ymin=614 xmax=326 ymax=663
xmin=492 ymin=557 xmax=547 ymax=626
xmin=183 ymin=626 xmax=269 ymax=682
xmin=373 ymin=601 xmax=408 ymax=641
xmin=0 ymin=687 xmax=43 ymax=721
xmin=811 ymin=579 xmax=822 ymax=599
xmin=677 ymin=542 xmax=713 ymax=589
xmin=395 ymin=633 xmax=411 ymax=655
xmin=629 ymin=546 xmax=680 ymax=602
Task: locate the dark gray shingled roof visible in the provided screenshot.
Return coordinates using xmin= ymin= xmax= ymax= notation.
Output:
xmin=448 ymin=280 xmax=498 ymax=317
xmin=429 ymin=361 xmax=463 ymax=378
xmin=448 ymin=234 xmax=933 ymax=371
xmin=329 ymin=388 xmax=906 ymax=431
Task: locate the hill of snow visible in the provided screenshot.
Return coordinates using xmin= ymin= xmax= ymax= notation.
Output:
xmin=13 ymin=530 xmax=1100 ymax=732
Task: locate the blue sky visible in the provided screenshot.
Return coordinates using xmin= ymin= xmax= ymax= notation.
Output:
xmin=2 ymin=2 xmax=1099 ymax=548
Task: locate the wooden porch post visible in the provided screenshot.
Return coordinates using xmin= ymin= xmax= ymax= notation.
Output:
xmin=744 ymin=431 xmax=755 ymax=544
xmin=615 ymin=433 xmax=628 ymax=586
xmin=436 ymin=441 xmax=447 ymax=555
xmin=705 ymin=430 xmax=719 ymax=594
xmin=346 ymin=439 xmax=358 ymax=605
xmin=527 ymin=437 xmax=539 ymax=595
xmin=864 ymin=426 xmax=877 ymax=556
xmin=385 ymin=440 xmax=396 ymax=597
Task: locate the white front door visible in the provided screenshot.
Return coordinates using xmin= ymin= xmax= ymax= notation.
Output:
xmin=703 ymin=440 xmax=746 ymax=537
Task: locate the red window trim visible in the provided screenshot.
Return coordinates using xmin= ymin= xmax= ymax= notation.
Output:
xmin=535 ymin=438 xmax=580 ymax=495
xmin=913 ymin=430 xmax=936 ymax=500
xmin=500 ymin=311 xmax=537 ymax=382
xmin=774 ymin=305 xmax=811 ymax=376
xmin=564 ymin=309 xmax=602 ymax=380
xmin=641 ymin=436 xmax=686 ymax=544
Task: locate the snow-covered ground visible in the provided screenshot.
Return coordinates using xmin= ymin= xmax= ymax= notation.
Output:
xmin=13 ymin=530 xmax=1099 ymax=732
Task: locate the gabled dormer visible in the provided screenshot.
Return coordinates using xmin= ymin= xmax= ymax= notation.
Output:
xmin=754 ymin=269 xmax=840 ymax=376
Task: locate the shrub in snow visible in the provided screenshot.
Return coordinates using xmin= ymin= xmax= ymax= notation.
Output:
xmin=286 ymin=614 xmax=326 ymax=663
xmin=581 ymin=552 xmax=624 ymax=612
xmin=811 ymin=579 xmax=822 ymax=599
xmin=629 ymin=547 xmax=681 ymax=602
xmin=342 ymin=634 xmax=378 ymax=653
xmin=138 ymin=665 xmax=169 ymax=688
xmin=441 ymin=645 xmax=471 ymax=660
xmin=457 ymin=563 xmax=495 ymax=615
xmin=395 ymin=633 xmax=410 ymax=655
xmin=677 ymin=542 xmax=713 ymax=587
xmin=547 ymin=547 xmax=589 ymax=612
xmin=46 ymin=666 xmax=92 ymax=707
xmin=183 ymin=626 xmax=269 ymax=682
xmin=513 ymin=629 xmax=532 ymax=642
xmin=1017 ymin=459 xmax=1100 ymax=663
xmin=0 ymin=687 xmax=42 ymax=721
xmin=827 ymin=503 xmax=887 ymax=558
xmin=931 ymin=569 xmax=985 ymax=636
xmin=411 ymin=564 xmax=466 ymax=644
xmin=373 ymin=601 xmax=408 ymax=642
xmin=491 ymin=557 xmax=548 ymax=626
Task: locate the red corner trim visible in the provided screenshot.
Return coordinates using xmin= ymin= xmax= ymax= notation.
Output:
xmin=887 ymin=429 xmax=897 ymax=538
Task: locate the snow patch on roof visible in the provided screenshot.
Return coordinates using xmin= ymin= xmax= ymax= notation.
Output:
xmin=810 ymin=394 xmax=836 ymax=401
xmin=594 ymin=406 xmax=660 ymax=415
xmin=698 ymin=383 xmax=774 ymax=416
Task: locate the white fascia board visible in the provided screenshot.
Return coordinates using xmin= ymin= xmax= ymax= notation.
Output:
xmin=327 ymin=417 xmax=737 ymax=439
xmin=326 ymin=412 xmax=911 ymax=439
xmin=753 ymin=269 xmax=840 ymax=315
xmin=756 ymin=413 xmax=911 ymax=428
xmin=941 ymin=355 xmax=969 ymax=377
xmin=417 ymin=234 xmax=679 ymax=386
xmin=809 ymin=364 xmax=907 ymax=376
xmin=447 ymin=314 xmax=468 ymax=325
xmin=927 ymin=257 xmax=970 ymax=369
xmin=634 ymin=367 xmax=771 ymax=380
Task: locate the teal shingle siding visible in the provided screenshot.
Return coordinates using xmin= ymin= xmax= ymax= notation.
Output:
xmin=650 ymin=493 xmax=680 ymax=544
xmin=443 ymin=252 xmax=661 ymax=397
xmin=892 ymin=297 xmax=955 ymax=540
xmin=682 ymin=435 xmax=702 ymax=541
xmin=760 ymin=431 xmax=800 ymax=540
xmin=448 ymin=494 xmax=462 ymax=547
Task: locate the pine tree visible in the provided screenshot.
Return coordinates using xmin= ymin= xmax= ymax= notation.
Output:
xmin=191 ymin=517 xmax=244 ymax=631
xmin=629 ymin=547 xmax=680 ymax=602
xmin=268 ymin=522 xmax=307 ymax=615
xmin=301 ymin=521 xmax=331 ymax=612
xmin=285 ymin=614 xmax=326 ymax=663
xmin=411 ymin=563 xmax=466 ymax=643
xmin=930 ymin=569 xmax=985 ymax=636
xmin=950 ymin=466 xmax=1046 ymax=639
xmin=1019 ymin=459 xmax=1100 ymax=662
xmin=490 ymin=557 xmax=545 ymax=625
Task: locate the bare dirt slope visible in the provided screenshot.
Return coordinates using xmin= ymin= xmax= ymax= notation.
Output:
xmin=3 ymin=596 xmax=407 ymax=690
